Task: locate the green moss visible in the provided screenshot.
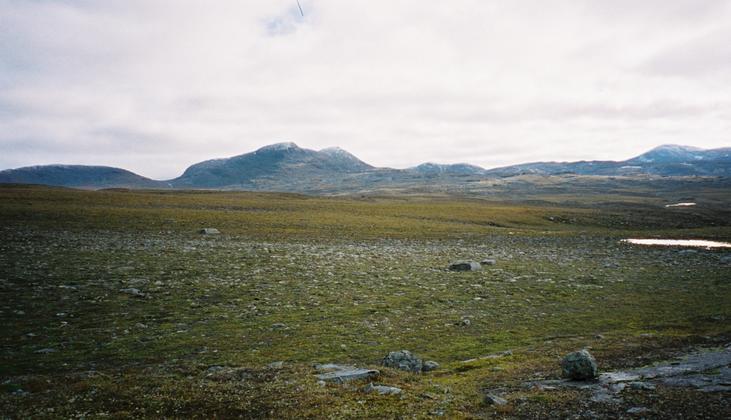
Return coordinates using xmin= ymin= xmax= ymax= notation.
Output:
xmin=1 ymin=186 xmax=730 ymax=417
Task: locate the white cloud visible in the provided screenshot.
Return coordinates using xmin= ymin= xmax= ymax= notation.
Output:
xmin=1 ymin=0 xmax=730 ymax=178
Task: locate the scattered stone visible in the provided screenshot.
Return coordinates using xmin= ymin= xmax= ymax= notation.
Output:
xmin=678 ymin=249 xmax=697 ymax=255
xmin=461 ymin=350 xmax=513 ymax=363
xmin=629 ymin=381 xmax=655 ymax=391
xmin=483 ymin=394 xmax=508 ymax=406
xmin=561 ymin=349 xmax=598 ymax=380
xmin=423 ymin=361 xmax=440 ymax=372
xmin=591 ymin=389 xmax=619 ymax=404
xmin=448 ymin=261 xmax=481 ymax=272
xmin=119 ymin=288 xmax=145 ymax=297
xmin=314 ymin=364 xmax=380 ymax=384
xmin=11 ymin=389 xmax=29 ymax=397
xmin=383 ymin=350 xmax=423 ymax=373
xmin=204 ymin=366 xmax=252 ymax=381
xmin=267 ymin=361 xmax=284 ymax=370
xmin=480 ymin=258 xmax=497 ymax=266
xmin=34 ymin=348 xmax=57 ymax=354
xmin=199 ymin=228 xmax=220 ymax=235
xmin=528 ymin=346 xmax=731 ymax=403
xmin=363 ymin=383 xmax=402 ymax=395
xmin=627 ymin=407 xmax=649 ymax=414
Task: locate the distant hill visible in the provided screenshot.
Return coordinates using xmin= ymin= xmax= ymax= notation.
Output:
xmin=171 ymin=142 xmax=373 ymax=189
xmin=0 ymin=165 xmax=167 ymax=189
xmin=485 ymin=145 xmax=731 ymax=177
xmin=1 ymin=143 xmax=729 ymax=192
xmin=408 ymin=162 xmax=486 ymax=176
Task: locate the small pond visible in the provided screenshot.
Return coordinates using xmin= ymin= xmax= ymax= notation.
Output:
xmin=622 ymin=239 xmax=731 ymax=249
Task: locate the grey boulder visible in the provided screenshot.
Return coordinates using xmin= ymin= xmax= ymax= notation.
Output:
xmin=383 ymin=350 xmax=423 ymax=373
xmin=561 ymin=349 xmax=598 ymax=380
xmin=483 ymin=394 xmax=508 ymax=405
xmin=449 ymin=261 xmax=481 ymax=272
xmin=423 ymin=360 xmax=440 ymax=372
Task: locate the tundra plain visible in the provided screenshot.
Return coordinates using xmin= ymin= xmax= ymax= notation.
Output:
xmin=1 ymin=184 xmax=730 ymax=418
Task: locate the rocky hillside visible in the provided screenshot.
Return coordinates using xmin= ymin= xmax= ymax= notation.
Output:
xmin=0 ymin=165 xmax=167 ymax=189
xmin=1 ymin=143 xmax=729 ymax=191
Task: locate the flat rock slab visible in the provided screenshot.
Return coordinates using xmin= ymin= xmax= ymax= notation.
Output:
xmin=315 ymin=364 xmax=380 ymax=384
xmin=526 ymin=346 xmax=731 ymax=403
xmin=364 ymin=383 xmax=402 ymax=395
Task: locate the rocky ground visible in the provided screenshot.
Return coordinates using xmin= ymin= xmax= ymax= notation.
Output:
xmin=0 ymin=186 xmax=730 ymax=418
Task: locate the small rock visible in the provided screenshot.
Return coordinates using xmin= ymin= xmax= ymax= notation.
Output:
xmin=423 ymin=360 xmax=440 ymax=372
xmin=720 ymin=255 xmax=731 ymax=265
xmin=363 ymin=383 xmax=402 ymax=395
xmin=204 ymin=366 xmax=252 ymax=381
xmin=629 ymin=381 xmax=656 ymax=391
xmin=119 ymin=288 xmax=145 ymax=297
xmin=459 ymin=318 xmax=471 ymax=327
xmin=449 ymin=261 xmax=481 ymax=272
xmin=267 ymin=361 xmax=284 ymax=370
xmin=594 ymin=334 xmax=605 ymax=340
xmin=481 ymin=259 xmax=497 ymax=266
xmin=483 ymin=394 xmax=508 ymax=406
xmin=627 ymin=407 xmax=649 ymax=414
xmin=561 ymin=349 xmax=598 ymax=380
xmin=314 ymin=364 xmax=380 ymax=384
xmin=199 ymin=228 xmax=220 ymax=235
xmin=34 ymin=348 xmax=57 ymax=354
xmin=271 ymin=323 xmax=287 ymax=329
xmin=383 ymin=350 xmax=423 ymax=373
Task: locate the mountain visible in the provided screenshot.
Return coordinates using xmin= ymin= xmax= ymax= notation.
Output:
xmin=0 ymin=165 xmax=167 ymax=189
xmin=1 ymin=143 xmax=729 ymax=192
xmin=170 ymin=142 xmax=373 ymax=189
xmin=486 ymin=145 xmax=731 ymax=177
xmin=408 ymin=162 xmax=486 ymax=176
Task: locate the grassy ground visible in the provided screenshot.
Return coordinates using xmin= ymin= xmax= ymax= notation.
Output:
xmin=1 ymin=185 xmax=730 ymax=418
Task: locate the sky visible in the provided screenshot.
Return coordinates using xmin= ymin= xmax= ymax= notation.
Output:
xmin=1 ymin=0 xmax=730 ymax=179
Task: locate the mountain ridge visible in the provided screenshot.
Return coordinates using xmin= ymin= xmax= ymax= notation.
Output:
xmin=1 ymin=143 xmax=730 ymax=192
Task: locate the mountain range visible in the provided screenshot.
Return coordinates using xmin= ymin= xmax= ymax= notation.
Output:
xmin=1 ymin=143 xmax=729 ymax=193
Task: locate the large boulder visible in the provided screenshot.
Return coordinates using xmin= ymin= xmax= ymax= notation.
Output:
xmin=449 ymin=261 xmax=481 ymax=272
xmin=382 ymin=350 xmax=423 ymax=373
xmin=561 ymin=349 xmax=598 ymax=380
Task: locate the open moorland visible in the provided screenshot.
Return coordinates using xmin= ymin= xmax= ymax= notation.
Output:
xmin=1 ymin=184 xmax=730 ymax=418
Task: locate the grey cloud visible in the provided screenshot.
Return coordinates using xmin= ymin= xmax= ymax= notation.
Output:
xmin=0 ymin=0 xmax=729 ymax=179
xmin=641 ymin=30 xmax=731 ymax=78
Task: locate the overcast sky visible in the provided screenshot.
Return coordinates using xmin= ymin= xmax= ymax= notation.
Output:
xmin=1 ymin=0 xmax=730 ymax=179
